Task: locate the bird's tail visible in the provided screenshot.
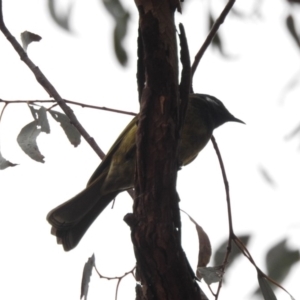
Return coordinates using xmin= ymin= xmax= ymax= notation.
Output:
xmin=47 ymin=178 xmax=118 ymax=251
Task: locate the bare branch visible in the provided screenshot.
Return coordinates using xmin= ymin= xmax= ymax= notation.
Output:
xmin=211 ymin=135 xmax=233 ymax=299
xmin=0 ymin=99 xmax=137 ymax=116
xmin=0 ymin=1 xmax=105 ymax=159
xmin=94 ymin=264 xmax=136 ymax=300
xmin=0 ymin=102 xmax=8 ymax=123
xmin=191 ymin=0 xmax=236 ymax=84
xmin=211 ymin=136 xmax=295 ymax=299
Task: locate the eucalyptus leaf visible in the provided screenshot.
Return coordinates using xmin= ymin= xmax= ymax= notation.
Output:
xmin=286 ymin=15 xmax=300 ymax=49
xmin=29 ymin=106 xmax=50 ymax=134
xmin=102 ymin=0 xmax=129 ymax=65
xmin=197 ymin=266 xmax=223 ymax=285
xmin=17 ymin=121 xmax=45 ymax=163
xmin=0 ymin=151 xmax=18 ymax=170
xmin=47 ymin=0 xmax=73 ymax=31
xmin=258 ymin=275 xmax=277 ymax=300
xmin=113 ymin=12 xmax=129 ymax=65
xmin=81 ymin=254 xmax=95 ymax=300
xmin=20 ymin=31 xmax=42 ymax=51
xmin=182 ymin=211 xmax=211 ymax=279
xmin=214 ymin=234 xmax=250 ymax=268
xmin=49 ymin=110 xmax=81 ymax=147
xmin=266 ymin=239 xmax=300 ymax=284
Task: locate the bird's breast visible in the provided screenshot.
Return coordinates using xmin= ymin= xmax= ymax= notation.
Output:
xmin=178 ymin=127 xmax=212 ymax=166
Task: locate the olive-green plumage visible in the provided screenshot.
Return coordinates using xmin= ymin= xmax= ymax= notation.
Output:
xmin=47 ymin=93 xmax=243 ymax=251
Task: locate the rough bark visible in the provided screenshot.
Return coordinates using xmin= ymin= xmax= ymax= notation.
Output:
xmin=128 ymin=1 xmax=203 ymax=299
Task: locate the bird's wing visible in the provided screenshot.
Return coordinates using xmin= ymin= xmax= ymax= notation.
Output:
xmin=87 ymin=115 xmax=138 ymax=186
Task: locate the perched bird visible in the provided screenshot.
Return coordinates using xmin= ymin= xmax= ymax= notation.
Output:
xmin=47 ymin=93 xmax=244 ymax=251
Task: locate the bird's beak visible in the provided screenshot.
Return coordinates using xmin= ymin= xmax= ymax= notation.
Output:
xmin=231 ymin=116 xmax=245 ymax=124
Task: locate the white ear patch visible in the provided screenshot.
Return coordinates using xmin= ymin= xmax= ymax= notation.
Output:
xmin=205 ymin=95 xmax=221 ymax=106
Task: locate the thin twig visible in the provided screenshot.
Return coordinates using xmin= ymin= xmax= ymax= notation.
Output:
xmin=0 ymin=1 xmax=105 ymax=159
xmin=211 ymin=135 xmax=234 ymax=299
xmin=211 ymin=135 xmax=234 ymax=234
xmin=211 ymin=137 xmax=294 ymax=299
xmin=66 ymin=99 xmax=137 ymax=116
xmin=191 ymin=0 xmax=236 ymax=82
xmin=0 ymin=2 xmax=136 ymax=201
xmin=0 ymin=98 xmax=137 ymax=116
xmin=232 ymin=234 xmax=293 ymax=297
xmin=94 ymin=264 xmax=136 ymax=300
xmin=0 ymin=102 xmax=8 ymax=123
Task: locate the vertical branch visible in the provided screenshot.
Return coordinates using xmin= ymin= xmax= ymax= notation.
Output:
xmin=127 ymin=0 xmax=202 ymax=299
xmin=178 ymin=23 xmax=191 ymax=124
xmin=137 ymin=28 xmax=145 ymax=103
xmin=176 ymin=23 xmax=191 ymax=240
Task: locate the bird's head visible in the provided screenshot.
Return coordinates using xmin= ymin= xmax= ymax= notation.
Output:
xmin=191 ymin=93 xmax=245 ymax=129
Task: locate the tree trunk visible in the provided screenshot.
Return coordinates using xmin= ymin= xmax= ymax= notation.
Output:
xmin=127 ymin=1 xmax=203 ymax=299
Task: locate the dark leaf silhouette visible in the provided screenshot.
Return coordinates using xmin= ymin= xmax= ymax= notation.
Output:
xmin=266 ymin=239 xmax=300 ymax=284
xmin=21 ymin=31 xmax=42 ymax=51
xmin=29 ymin=106 xmax=50 ymax=134
xmin=213 ymin=234 xmax=250 ymax=272
xmin=208 ymin=13 xmax=224 ymax=55
xmin=257 ymin=274 xmax=277 ymax=300
xmin=0 ymin=151 xmax=17 ymax=170
xmin=49 ymin=110 xmax=81 ymax=147
xmin=258 ymin=165 xmax=276 ymax=187
xmin=286 ymin=15 xmax=300 ymax=48
xmin=101 ymin=0 xmax=130 ymax=65
xmin=17 ymin=121 xmax=44 ymax=163
xmin=285 ymin=121 xmax=300 ymax=146
xmin=197 ymin=266 xmax=223 ymax=285
xmin=181 ymin=210 xmax=211 ymax=278
xmin=47 ymin=0 xmax=73 ymax=31
xmin=81 ymin=254 xmax=95 ymax=300
xmin=182 ymin=210 xmax=212 ymax=279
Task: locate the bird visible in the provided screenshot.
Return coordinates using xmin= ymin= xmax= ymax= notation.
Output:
xmin=47 ymin=93 xmax=244 ymax=251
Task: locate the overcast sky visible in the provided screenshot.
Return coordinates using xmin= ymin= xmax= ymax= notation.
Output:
xmin=0 ymin=0 xmax=299 ymax=299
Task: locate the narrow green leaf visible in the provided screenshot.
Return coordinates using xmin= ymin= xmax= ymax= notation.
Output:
xmin=17 ymin=121 xmax=45 ymax=163
xmin=0 ymin=151 xmax=18 ymax=170
xmin=266 ymin=239 xmax=300 ymax=284
xmin=102 ymin=0 xmax=130 ymax=65
xmin=258 ymin=165 xmax=276 ymax=187
xmin=49 ymin=110 xmax=81 ymax=147
xmin=20 ymin=31 xmax=42 ymax=51
xmin=208 ymin=13 xmax=227 ymax=57
xmin=29 ymin=106 xmax=50 ymax=134
xmin=196 ymin=223 xmax=211 ymax=268
xmin=197 ymin=266 xmax=223 ymax=285
xmin=258 ymin=275 xmax=277 ymax=300
xmin=214 ymin=235 xmax=250 ymax=268
xmin=37 ymin=107 xmax=50 ymax=133
xmin=181 ymin=210 xmax=211 ymax=279
xmin=47 ymin=0 xmax=73 ymax=31
xmin=286 ymin=15 xmax=300 ymax=49
xmin=186 ymin=214 xmax=211 ymax=266
xmin=28 ymin=105 xmax=37 ymax=120
xmin=81 ymin=254 xmax=95 ymax=300
xmin=113 ymin=12 xmax=129 ymax=65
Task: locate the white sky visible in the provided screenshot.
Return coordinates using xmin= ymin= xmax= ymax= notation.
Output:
xmin=0 ymin=0 xmax=299 ymax=299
